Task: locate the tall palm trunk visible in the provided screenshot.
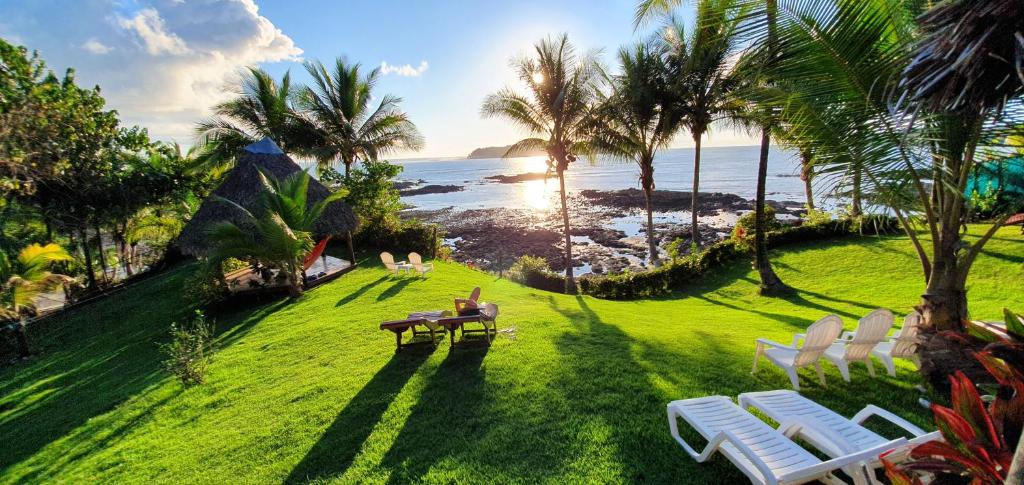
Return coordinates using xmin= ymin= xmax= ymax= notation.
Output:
xmin=77 ymin=226 xmax=97 ymax=291
xmin=850 ymin=168 xmax=863 ymax=217
xmin=799 ymin=148 xmax=814 ymax=210
xmin=642 ymin=163 xmax=659 ymax=266
xmin=755 ymin=129 xmax=789 ymax=295
xmin=557 ymin=167 xmax=576 ymax=293
xmin=690 ymin=134 xmax=702 ymax=246
xmin=94 ymin=222 xmax=108 ymax=280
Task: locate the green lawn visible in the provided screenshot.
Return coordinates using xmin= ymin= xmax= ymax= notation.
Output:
xmin=1 ymin=226 xmax=1022 ymax=483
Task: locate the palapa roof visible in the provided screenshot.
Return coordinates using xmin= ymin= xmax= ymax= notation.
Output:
xmin=176 ymin=138 xmax=358 ymax=257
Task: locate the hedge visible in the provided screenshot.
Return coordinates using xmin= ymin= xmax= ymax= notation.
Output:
xmin=544 ymin=217 xmax=899 ymax=299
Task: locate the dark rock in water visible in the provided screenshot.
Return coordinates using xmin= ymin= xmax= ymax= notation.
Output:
xmin=399 ymin=184 xmax=464 ymax=196
xmin=484 ymin=172 xmax=548 ymax=184
xmin=580 ymin=188 xmax=751 ymax=215
xmin=393 ymin=179 xmax=427 ymax=190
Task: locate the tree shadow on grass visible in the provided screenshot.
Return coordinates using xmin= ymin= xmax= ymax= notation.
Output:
xmin=285 ymin=349 xmax=432 ymax=484
xmin=377 ymin=345 xmax=490 ymax=483
xmin=335 ymin=276 xmax=389 ymax=307
xmin=545 ymin=295 xmax=736 ymax=482
xmin=689 ymin=294 xmax=813 ymax=330
xmin=377 ymin=279 xmax=418 ymax=302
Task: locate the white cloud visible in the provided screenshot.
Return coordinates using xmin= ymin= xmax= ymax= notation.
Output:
xmin=81 ymin=38 xmax=113 ymax=54
xmin=0 ymin=0 xmax=302 ymax=142
xmin=116 ymin=8 xmax=190 ymax=56
xmin=381 ymin=60 xmax=428 ymax=77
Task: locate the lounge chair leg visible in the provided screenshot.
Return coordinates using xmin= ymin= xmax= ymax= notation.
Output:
xmin=814 ymin=363 xmax=827 ymax=387
xmin=752 ymin=342 xmax=764 ymax=373
xmin=786 ymin=368 xmax=800 ymax=391
xmin=865 ymin=359 xmax=876 ymax=378
xmin=910 ymin=354 xmax=921 ymax=370
xmin=837 ymin=361 xmax=851 ymax=382
xmin=394 ymin=330 xmax=403 ymax=352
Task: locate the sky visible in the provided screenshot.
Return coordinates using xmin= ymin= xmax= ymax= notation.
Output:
xmin=0 ymin=0 xmax=760 ymax=159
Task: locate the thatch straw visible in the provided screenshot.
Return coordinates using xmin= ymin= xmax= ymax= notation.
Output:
xmin=175 ymin=138 xmax=358 ymax=257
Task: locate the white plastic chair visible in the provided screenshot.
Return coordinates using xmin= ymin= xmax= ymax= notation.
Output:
xmin=822 ymin=309 xmax=894 ymax=382
xmin=752 ymin=315 xmax=844 ymax=391
xmin=380 ymin=252 xmax=408 ymax=276
xmin=408 ymin=252 xmax=433 ymax=276
xmin=667 ymin=395 xmax=906 ymax=485
xmin=738 ymin=390 xmax=940 ymax=479
xmin=871 ymin=312 xmax=922 ymax=377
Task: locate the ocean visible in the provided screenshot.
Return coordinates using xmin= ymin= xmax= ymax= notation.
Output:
xmin=394 ymin=145 xmax=807 ymax=212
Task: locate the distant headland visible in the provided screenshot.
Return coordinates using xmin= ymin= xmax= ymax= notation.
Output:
xmin=466 ymin=145 xmax=546 ymax=159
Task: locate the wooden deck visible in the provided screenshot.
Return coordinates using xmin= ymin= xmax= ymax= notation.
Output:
xmin=225 ymin=255 xmax=354 ymax=295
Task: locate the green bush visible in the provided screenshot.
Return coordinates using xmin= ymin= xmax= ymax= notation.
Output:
xmin=508 ymin=255 xmax=566 ymax=293
xmin=732 ymin=206 xmax=783 ymax=239
xmin=182 ymin=258 xmax=247 ymax=308
xmin=160 ymin=310 xmax=215 ymax=386
xmin=580 ymin=217 xmax=899 ymax=300
xmin=356 ymin=218 xmax=442 ymax=257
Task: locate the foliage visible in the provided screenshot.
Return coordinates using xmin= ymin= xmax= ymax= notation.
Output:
xmin=342 ymin=160 xmax=403 ymax=230
xmin=159 ymin=310 xmax=215 ymax=386
xmin=885 ymin=309 xmax=1024 ymax=484
xmin=193 ymin=68 xmax=316 ymax=171
xmin=206 ymin=170 xmax=345 ymax=296
xmin=507 ymin=255 xmax=566 ymax=293
xmin=732 ymin=206 xmax=782 ymax=240
xmin=181 ymin=258 xmax=246 ymax=308
xmin=802 ymin=207 xmax=833 ymax=226
xmin=0 ymin=243 xmax=72 ymax=320
xmin=299 ymin=58 xmax=423 ymax=177
xmin=355 ymin=218 xmax=441 ymax=257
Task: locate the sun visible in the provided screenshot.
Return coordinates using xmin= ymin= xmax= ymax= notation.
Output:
xmin=532 ymin=71 xmax=544 ymax=84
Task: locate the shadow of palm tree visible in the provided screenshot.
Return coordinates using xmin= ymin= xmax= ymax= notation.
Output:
xmin=377 ymin=346 xmax=490 ymax=483
xmin=285 ymin=350 xmax=432 ymax=484
xmin=335 ymin=276 xmax=389 ymax=307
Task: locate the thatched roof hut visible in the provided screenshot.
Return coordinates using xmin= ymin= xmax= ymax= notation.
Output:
xmin=176 ymin=138 xmax=358 ymax=257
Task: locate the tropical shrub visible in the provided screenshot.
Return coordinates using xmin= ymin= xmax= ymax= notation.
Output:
xmin=884 ymin=309 xmax=1024 ymax=484
xmin=160 ymin=310 xmax=215 ymax=386
xmin=343 ymin=160 xmax=403 ymax=230
xmin=508 ymin=255 xmax=566 ymax=293
xmin=732 ymin=206 xmax=782 ymax=240
xmin=355 ymin=218 xmax=441 ymax=258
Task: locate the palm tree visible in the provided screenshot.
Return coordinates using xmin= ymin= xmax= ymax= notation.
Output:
xmin=1 ymin=243 xmax=73 ymax=357
xmin=660 ymin=0 xmax=746 ymax=247
xmin=206 ymin=170 xmax=346 ymax=297
xmin=591 ymin=43 xmax=684 ymax=266
xmin=637 ymin=0 xmax=791 ymax=294
xmin=482 ymin=34 xmax=599 ymax=293
xmin=194 ymin=68 xmax=313 ymax=171
xmin=299 ymin=58 xmax=424 ymax=178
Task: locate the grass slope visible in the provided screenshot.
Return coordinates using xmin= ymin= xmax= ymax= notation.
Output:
xmin=1 ymin=226 xmax=1022 ymax=483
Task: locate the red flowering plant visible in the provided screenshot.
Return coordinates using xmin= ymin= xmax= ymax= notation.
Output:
xmin=884 ymin=309 xmax=1024 ymax=484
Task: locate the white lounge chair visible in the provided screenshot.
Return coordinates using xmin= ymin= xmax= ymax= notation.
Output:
xmin=408 ymin=252 xmax=433 ymax=276
xmin=752 ymin=315 xmax=844 ymax=391
xmin=871 ymin=312 xmax=922 ymax=377
xmin=822 ymin=309 xmax=894 ymax=382
xmin=380 ymin=252 xmax=409 ymax=276
xmin=667 ymin=396 xmax=906 ymax=485
xmin=738 ymin=390 xmax=940 ymax=476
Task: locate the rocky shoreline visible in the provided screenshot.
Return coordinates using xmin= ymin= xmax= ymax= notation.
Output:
xmin=402 ymin=184 xmax=804 ymax=275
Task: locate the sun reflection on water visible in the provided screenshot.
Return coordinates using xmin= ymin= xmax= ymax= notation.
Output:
xmin=522 ymin=179 xmax=553 ymax=211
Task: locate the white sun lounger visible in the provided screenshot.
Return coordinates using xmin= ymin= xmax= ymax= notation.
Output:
xmin=737 ymin=390 xmax=940 ymax=474
xmin=667 ymin=396 xmax=906 ymax=485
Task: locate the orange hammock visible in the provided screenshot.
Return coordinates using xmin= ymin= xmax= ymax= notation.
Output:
xmin=303 ymin=237 xmax=331 ymax=271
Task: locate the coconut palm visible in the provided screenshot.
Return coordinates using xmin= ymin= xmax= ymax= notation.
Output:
xmin=481 ymin=34 xmax=600 ymax=292
xmin=591 ymin=43 xmax=684 ymax=266
xmin=194 ymin=68 xmax=313 ymax=171
xmin=206 ymin=170 xmax=346 ymax=297
xmin=660 ymin=0 xmax=746 ymax=247
xmin=299 ymin=58 xmax=424 ymax=178
xmin=638 ymin=0 xmax=791 ymax=294
xmin=1 ymin=243 xmax=73 ymax=357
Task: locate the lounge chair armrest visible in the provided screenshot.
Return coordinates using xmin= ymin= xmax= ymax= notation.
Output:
xmin=686 ymin=430 xmax=776 ymax=483
xmin=756 ymin=338 xmax=797 ymax=351
xmin=777 ymin=417 xmax=856 ymax=456
xmin=778 ymin=438 xmax=907 ymax=484
xmin=840 ymin=330 xmax=856 ymax=341
xmin=852 ymin=405 xmax=929 ymax=437
xmin=791 ymin=333 xmax=806 ymax=347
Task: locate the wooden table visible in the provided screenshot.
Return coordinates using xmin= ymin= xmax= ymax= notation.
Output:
xmin=379 ymin=310 xmax=452 ymax=352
